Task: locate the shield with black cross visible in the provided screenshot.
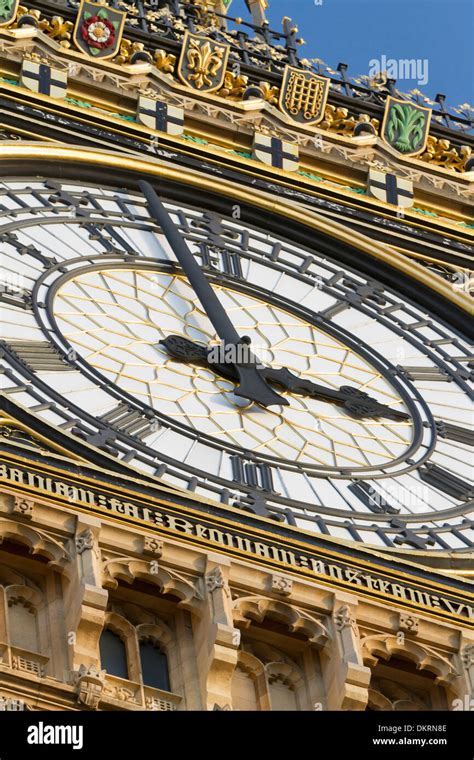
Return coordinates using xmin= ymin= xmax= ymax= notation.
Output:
xmin=367 ymin=169 xmax=414 ymax=208
xmin=136 ymin=96 xmax=184 ymax=136
xmin=20 ymin=61 xmax=67 ymax=99
xmin=252 ymin=133 xmax=299 ymax=172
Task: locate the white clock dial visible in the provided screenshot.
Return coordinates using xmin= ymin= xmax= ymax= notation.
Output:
xmin=52 ymin=268 xmax=413 ymax=471
xmin=0 ymin=178 xmax=472 ymax=552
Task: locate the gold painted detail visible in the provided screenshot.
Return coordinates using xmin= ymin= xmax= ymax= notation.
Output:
xmin=320 ymin=104 xmax=380 ymax=137
xmin=114 ymin=39 xmax=149 ymax=66
xmin=259 ymin=80 xmax=279 ymax=105
xmin=279 ymin=66 xmax=329 ymax=125
xmin=217 ymin=70 xmax=248 ymax=99
xmin=153 ymin=48 xmax=176 ymax=73
xmin=188 ymin=39 xmax=223 ymax=88
xmin=38 ymin=15 xmax=73 ymax=48
xmin=420 ymin=136 xmax=472 ymax=173
xmin=178 ymin=32 xmax=229 ymax=92
xmin=285 ymin=71 xmax=324 ymax=119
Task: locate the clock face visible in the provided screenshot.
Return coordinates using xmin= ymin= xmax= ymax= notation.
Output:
xmin=0 ymin=176 xmax=472 ymax=553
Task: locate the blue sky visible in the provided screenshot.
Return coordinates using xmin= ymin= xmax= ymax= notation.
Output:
xmin=228 ymin=0 xmax=473 ymax=111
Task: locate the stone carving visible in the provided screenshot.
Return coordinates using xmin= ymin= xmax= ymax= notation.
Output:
xmin=399 ymin=612 xmax=419 ymax=635
xmin=461 ymin=644 xmax=474 ymax=669
xmin=233 ymin=595 xmax=329 ymax=647
xmin=12 ymin=496 xmax=34 ymax=518
xmin=72 ymin=664 xmax=106 ymax=710
xmin=143 ymin=536 xmax=163 ymax=557
xmin=271 ymin=574 xmax=293 ymax=596
xmin=75 ymin=528 xmax=95 ymax=555
xmin=205 ymin=566 xmax=230 ymax=596
xmin=361 ymin=634 xmax=458 ymax=686
xmin=334 ymin=605 xmax=357 ymax=632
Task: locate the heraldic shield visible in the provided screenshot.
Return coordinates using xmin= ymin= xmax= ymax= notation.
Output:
xmin=0 ymin=0 xmax=19 ymax=27
xmin=382 ymin=96 xmax=431 ymax=157
xmin=178 ymin=32 xmax=230 ymax=93
xmin=73 ymin=1 xmax=126 ymax=60
xmin=279 ymin=65 xmax=329 ymax=126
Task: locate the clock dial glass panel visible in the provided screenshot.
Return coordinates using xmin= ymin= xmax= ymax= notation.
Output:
xmin=0 ymin=177 xmax=472 ymax=553
xmin=53 ymin=268 xmax=413 ymax=470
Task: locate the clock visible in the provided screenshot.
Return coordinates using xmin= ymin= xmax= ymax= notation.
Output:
xmin=0 ymin=165 xmax=472 ymax=553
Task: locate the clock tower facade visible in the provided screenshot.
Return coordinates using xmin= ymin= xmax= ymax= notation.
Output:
xmin=0 ymin=0 xmax=472 ymax=713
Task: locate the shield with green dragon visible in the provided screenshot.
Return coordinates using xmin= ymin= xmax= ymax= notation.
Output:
xmin=382 ymin=96 xmax=431 ymax=156
xmin=0 ymin=0 xmax=19 ymax=27
xmin=73 ymin=1 xmax=126 ymax=60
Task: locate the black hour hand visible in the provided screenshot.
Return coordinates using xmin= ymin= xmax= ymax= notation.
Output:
xmin=261 ymin=367 xmax=410 ymax=421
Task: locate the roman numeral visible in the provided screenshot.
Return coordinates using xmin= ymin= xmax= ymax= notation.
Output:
xmin=98 ymin=403 xmax=159 ymax=441
xmin=399 ymin=366 xmax=450 ymax=381
xmin=197 ymin=243 xmax=243 ymax=278
xmin=349 ymin=481 xmax=400 ymax=514
xmin=436 ymin=421 xmax=474 ymax=446
xmin=5 ymin=341 xmax=74 ymax=372
xmin=230 ymin=455 xmax=275 ymax=492
xmin=319 ymin=301 xmax=350 ymax=319
xmin=0 ymin=290 xmax=32 ymax=310
xmin=390 ymin=519 xmax=436 ymax=550
xmin=0 ymin=232 xmax=56 ymax=268
xmin=419 ymin=464 xmax=473 ymax=501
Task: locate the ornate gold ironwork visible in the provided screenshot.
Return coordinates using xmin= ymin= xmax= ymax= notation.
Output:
xmin=320 ymin=105 xmax=379 ymax=137
xmin=420 ymin=136 xmax=472 ymax=173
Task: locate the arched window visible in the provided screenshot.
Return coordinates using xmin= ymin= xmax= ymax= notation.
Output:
xmin=8 ymin=600 xmax=39 ymax=653
xmin=139 ymin=639 xmax=170 ymax=692
xmin=99 ymin=629 xmax=128 ymax=680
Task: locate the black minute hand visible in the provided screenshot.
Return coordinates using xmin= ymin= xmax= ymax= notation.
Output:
xmin=139 ymin=181 xmax=288 ymax=408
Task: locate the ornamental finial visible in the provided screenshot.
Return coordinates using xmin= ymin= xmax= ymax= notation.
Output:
xmin=245 ymin=0 xmax=269 ymax=26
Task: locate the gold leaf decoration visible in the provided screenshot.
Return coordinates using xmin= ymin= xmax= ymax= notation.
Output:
xmin=420 ymin=136 xmax=471 ymax=173
xmin=115 ymin=40 xmax=148 ymax=66
xmin=320 ymin=104 xmax=379 ymax=137
xmin=258 ymin=81 xmax=279 ymax=105
xmin=39 ymin=16 xmax=73 ymax=48
xmin=153 ymin=49 xmax=176 ymax=74
xmin=218 ymin=71 xmax=248 ymax=99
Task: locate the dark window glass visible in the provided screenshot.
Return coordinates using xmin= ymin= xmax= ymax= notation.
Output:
xmin=139 ymin=640 xmax=170 ymax=691
xmin=99 ymin=629 xmax=128 ymax=679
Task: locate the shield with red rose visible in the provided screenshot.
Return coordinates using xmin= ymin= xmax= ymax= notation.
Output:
xmin=73 ymin=1 xmax=126 ymax=60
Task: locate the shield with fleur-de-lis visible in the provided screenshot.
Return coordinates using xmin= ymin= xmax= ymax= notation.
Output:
xmin=73 ymin=1 xmax=126 ymax=60
xmin=178 ymin=32 xmax=230 ymax=93
xmin=0 ymin=0 xmax=19 ymax=27
xmin=381 ymin=96 xmax=431 ymax=157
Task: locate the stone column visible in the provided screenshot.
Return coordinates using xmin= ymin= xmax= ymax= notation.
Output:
xmin=195 ymin=553 xmax=240 ymax=710
xmin=65 ymin=515 xmax=108 ymax=672
xmin=323 ymin=591 xmax=371 ymax=710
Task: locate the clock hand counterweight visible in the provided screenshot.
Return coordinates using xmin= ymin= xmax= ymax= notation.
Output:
xmin=139 ymin=181 xmax=288 ymax=408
